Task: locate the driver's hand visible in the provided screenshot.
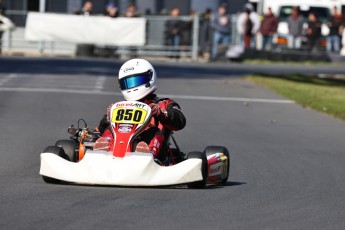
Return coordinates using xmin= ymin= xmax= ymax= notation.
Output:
xmin=149 ymin=103 xmax=162 ymax=118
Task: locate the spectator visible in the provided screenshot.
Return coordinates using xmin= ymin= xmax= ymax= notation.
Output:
xmin=242 ymin=9 xmax=253 ymax=48
xmin=123 ymin=3 xmax=140 ymax=17
xmin=211 ymin=4 xmax=231 ymax=60
xmin=165 ymin=7 xmax=183 ymax=49
xmin=236 ymin=3 xmax=260 ymax=49
xmin=0 ymin=0 xmax=6 ymax=54
xmin=306 ymin=12 xmax=321 ymax=52
xmin=259 ymin=7 xmax=278 ymax=51
xmin=104 ymin=3 xmax=119 ymax=18
xmin=0 ymin=5 xmax=15 ymax=55
xmin=180 ymin=10 xmax=195 ymax=47
xmin=0 ymin=0 xmax=6 ymax=15
xmin=327 ymin=6 xmax=343 ymax=53
xmin=199 ymin=8 xmax=212 ymax=57
xmin=74 ymin=1 xmax=94 ymax=57
xmin=100 ymin=3 xmax=120 ymax=58
xmin=122 ymin=3 xmax=140 ymax=58
xmin=74 ymin=1 xmax=93 ymax=16
xmin=287 ymin=6 xmax=304 ymax=49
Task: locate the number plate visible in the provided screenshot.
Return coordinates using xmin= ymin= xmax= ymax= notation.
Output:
xmin=111 ymin=108 xmax=147 ymax=124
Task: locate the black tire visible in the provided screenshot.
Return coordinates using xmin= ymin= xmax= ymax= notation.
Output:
xmin=42 ymin=146 xmax=67 ymax=184
xmin=187 ymin=151 xmax=208 ymax=189
xmin=205 ymin=146 xmax=230 ymax=184
xmin=55 ymin=139 xmax=78 ymax=162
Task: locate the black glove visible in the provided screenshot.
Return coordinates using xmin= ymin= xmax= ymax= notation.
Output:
xmin=149 ymin=103 xmax=168 ymax=122
xmin=149 ymin=103 xmax=162 ymax=118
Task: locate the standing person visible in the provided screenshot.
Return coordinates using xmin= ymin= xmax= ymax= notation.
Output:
xmin=244 ymin=3 xmax=260 ymax=48
xmin=306 ymin=12 xmax=321 ymax=52
xmin=101 ymin=3 xmax=120 ymax=58
xmin=165 ymin=7 xmax=183 ymax=58
xmin=180 ymin=10 xmax=195 ymax=47
xmin=73 ymin=1 xmax=93 ymax=16
xmin=327 ymin=6 xmax=343 ymax=53
xmin=242 ymin=8 xmax=253 ymax=48
xmin=104 ymin=3 xmax=119 ymax=18
xmin=287 ymin=6 xmax=304 ymax=49
xmin=199 ymin=8 xmax=212 ymax=57
xmin=122 ymin=3 xmax=140 ymax=58
xmin=0 ymin=0 xmax=6 ymax=15
xmin=0 ymin=6 xmax=15 ymax=55
xmin=211 ymin=4 xmax=231 ymax=61
xmin=74 ymin=1 xmax=94 ymax=57
xmin=165 ymin=7 xmax=182 ymax=47
xmin=123 ymin=3 xmax=140 ymax=17
xmin=237 ymin=3 xmax=260 ymax=49
xmin=259 ymin=7 xmax=278 ymax=51
xmin=0 ymin=0 xmax=6 ymax=54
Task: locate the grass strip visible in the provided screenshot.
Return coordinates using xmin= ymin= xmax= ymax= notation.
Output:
xmin=246 ymin=75 xmax=345 ymax=121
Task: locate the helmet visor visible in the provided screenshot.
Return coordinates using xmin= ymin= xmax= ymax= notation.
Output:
xmin=119 ymin=70 xmax=153 ymax=90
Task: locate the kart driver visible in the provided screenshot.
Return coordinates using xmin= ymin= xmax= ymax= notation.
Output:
xmin=97 ymin=59 xmax=186 ymax=159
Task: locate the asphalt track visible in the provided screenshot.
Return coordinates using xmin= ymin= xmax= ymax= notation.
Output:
xmin=0 ymin=57 xmax=344 ymax=229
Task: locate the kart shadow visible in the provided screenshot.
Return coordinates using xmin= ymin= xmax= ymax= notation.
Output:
xmin=51 ymin=181 xmax=246 ymax=190
xmin=205 ymin=181 xmax=247 ymax=190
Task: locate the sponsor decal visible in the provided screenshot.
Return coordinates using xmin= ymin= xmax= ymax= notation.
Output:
xmin=115 ymin=103 xmax=146 ymax=108
xmin=209 ymin=162 xmax=223 ymax=177
xmin=119 ymin=124 xmax=133 ymax=127
xmin=124 ymin=67 xmax=134 ymax=73
xmin=221 ymin=160 xmax=228 ymax=179
xmin=118 ymin=125 xmax=132 ymax=133
xmin=207 ymin=153 xmax=228 ymax=180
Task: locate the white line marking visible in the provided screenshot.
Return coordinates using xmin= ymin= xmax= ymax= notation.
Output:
xmin=0 ymin=74 xmax=16 ymax=86
xmin=8 ymin=75 xmax=97 ymax=81
xmin=160 ymin=94 xmax=295 ymax=104
xmin=0 ymin=87 xmax=295 ymax=104
xmin=94 ymin=76 xmax=106 ymax=92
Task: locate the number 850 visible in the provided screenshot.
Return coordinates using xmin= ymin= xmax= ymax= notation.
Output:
xmin=112 ymin=109 xmax=144 ymax=123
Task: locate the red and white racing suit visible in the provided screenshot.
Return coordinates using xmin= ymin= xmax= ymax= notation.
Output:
xmin=98 ymin=94 xmax=186 ymax=159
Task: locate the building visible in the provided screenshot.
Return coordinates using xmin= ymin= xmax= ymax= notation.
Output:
xmin=3 ymin=0 xmax=249 ymax=26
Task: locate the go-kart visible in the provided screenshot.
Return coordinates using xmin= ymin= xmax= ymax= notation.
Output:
xmin=40 ymin=101 xmax=230 ymax=188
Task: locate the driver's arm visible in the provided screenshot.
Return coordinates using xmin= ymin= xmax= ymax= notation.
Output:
xmin=150 ymin=99 xmax=186 ymax=131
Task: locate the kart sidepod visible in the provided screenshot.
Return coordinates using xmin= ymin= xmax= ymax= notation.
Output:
xmin=40 ymin=150 xmax=203 ymax=186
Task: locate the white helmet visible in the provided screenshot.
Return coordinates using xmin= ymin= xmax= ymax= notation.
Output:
xmin=118 ymin=59 xmax=157 ymax=101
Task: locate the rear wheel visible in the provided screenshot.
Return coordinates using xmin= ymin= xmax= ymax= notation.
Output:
xmin=55 ymin=139 xmax=78 ymax=162
xmin=41 ymin=146 xmax=67 ymax=184
xmin=187 ymin=151 xmax=208 ymax=189
xmin=205 ymin=146 xmax=230 ymax=184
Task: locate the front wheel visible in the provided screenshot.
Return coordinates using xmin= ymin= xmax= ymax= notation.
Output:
xmin=55 ymin=139 xmax=78 ymax=162
xmin=205 ymin=146 xmax=230 ymax=184
xmin=187 ymin=151 xmax=208 ymax=189
xmin=41 ymin=146 xmax=67 ymax=184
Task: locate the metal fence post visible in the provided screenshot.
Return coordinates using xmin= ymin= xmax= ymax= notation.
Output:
xmin=192 ymin=14 xmax=199 ymax=61
xmin=232 ymin=14 xmax=241 ymax=46
xmin=6 ymin=30 xmax=13 ymax=51
xmin=38 ymin=0 xmax=46 ymax=54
